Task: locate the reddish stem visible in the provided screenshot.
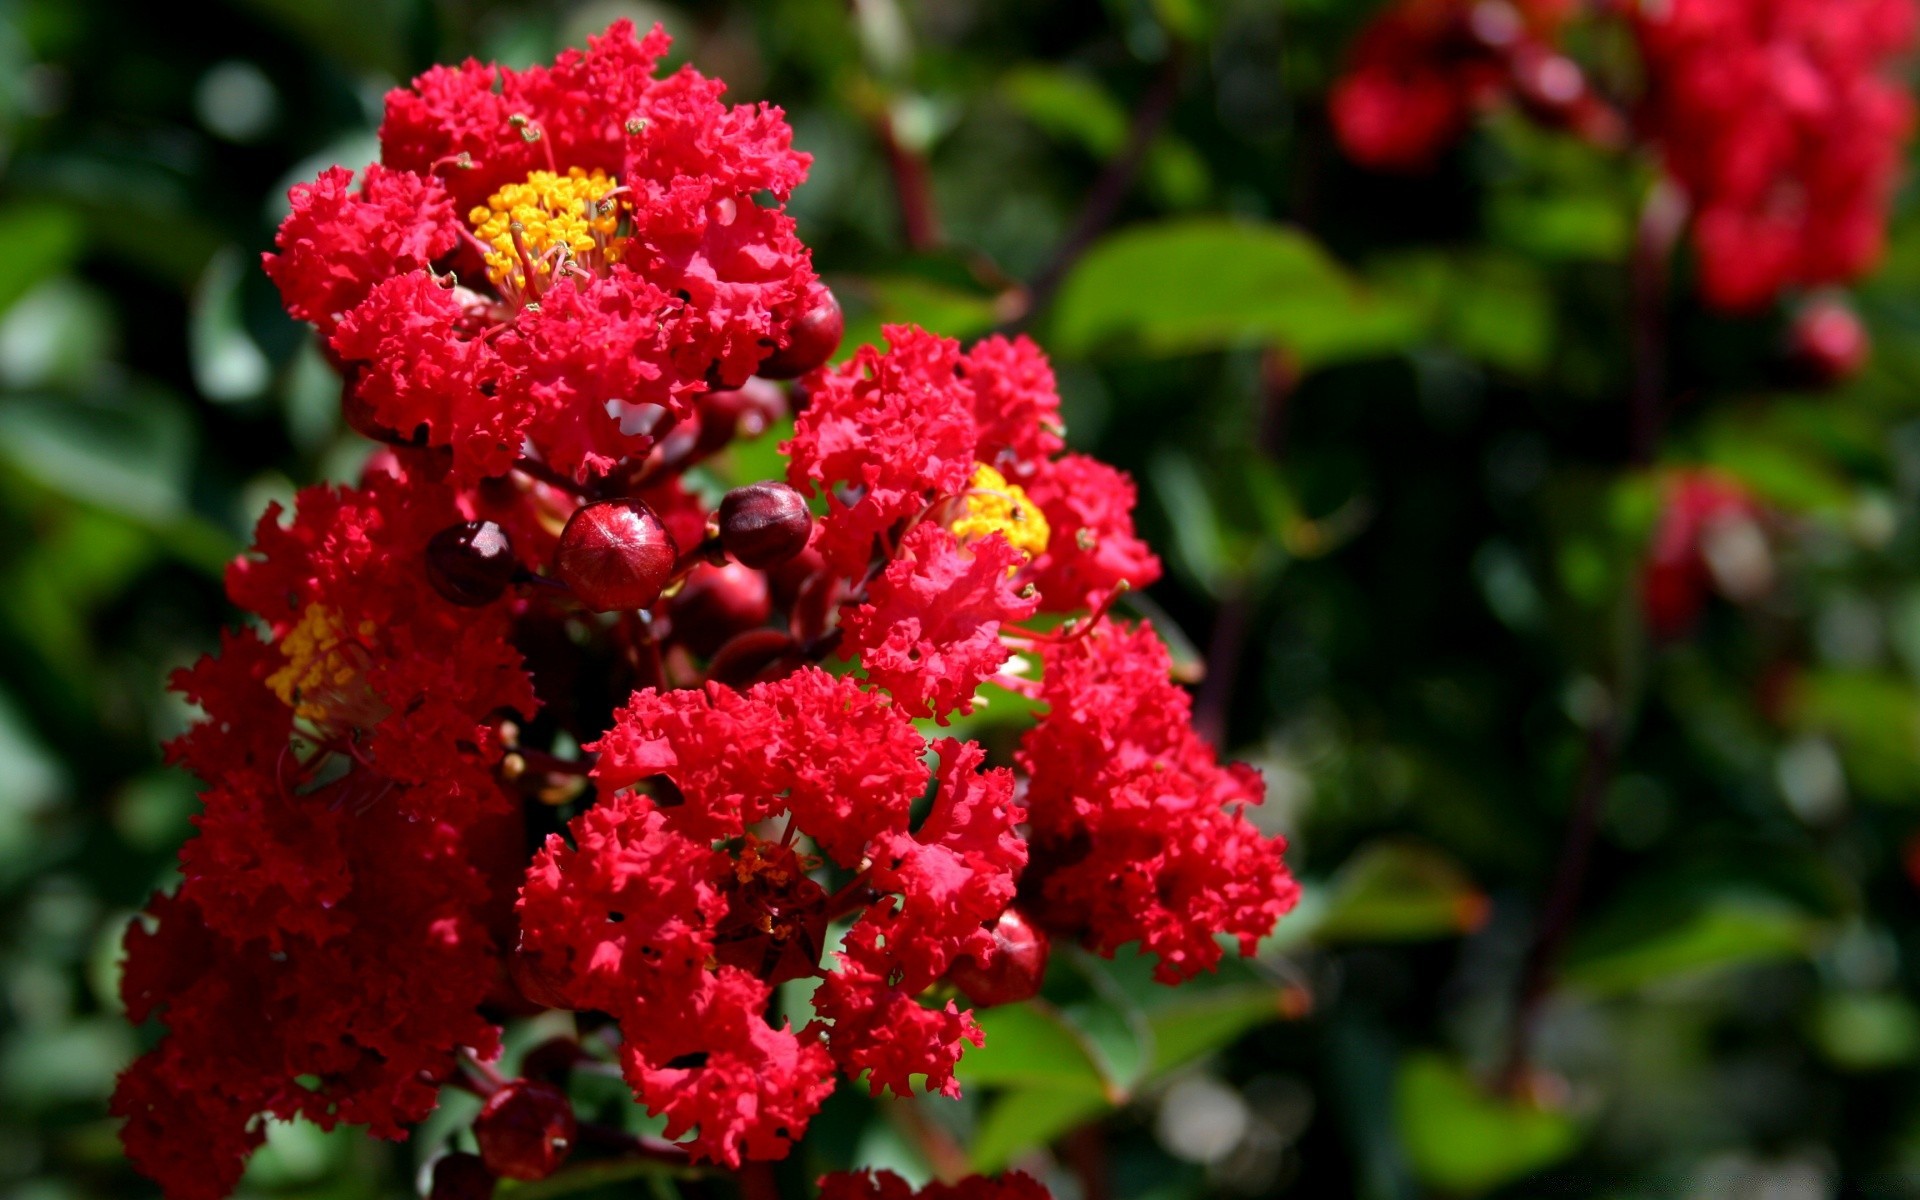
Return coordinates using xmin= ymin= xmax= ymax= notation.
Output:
xmin=1024 ymin=44 xmax=1186 ymax=318
xmin=874 ymin=110 xmax=942 ymax=252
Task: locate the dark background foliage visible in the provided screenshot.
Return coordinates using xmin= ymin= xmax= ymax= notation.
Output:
xmin=4 ymin=0 xmax=1920 ymax=1197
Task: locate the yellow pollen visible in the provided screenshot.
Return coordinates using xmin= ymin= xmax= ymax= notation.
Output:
xmin=953 ymin=464 xmax=1050 ymax=559
xmin=468 ymin=168 xmax=625 ymax=291
xmin=266 ymin=605 xmax=368 ymax=722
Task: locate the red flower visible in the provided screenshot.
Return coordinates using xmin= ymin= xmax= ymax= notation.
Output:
xmin=1634 ymin=0 xmax=1916 ymax=309
xmin=819 ymin=1170 xmax=1053 ymax=1200
xmin=1019 ymin=622 xmax=1300 ymax=982
xmin=840 ymin=525 xmax=1038 ymax=722
xmin=1641 ymin=469 xmax=1771 ymax=639
xmin=269 ymin=20 xmax=817 ymax=481
xmin=263 ymin=164 xmax=458 ymax=334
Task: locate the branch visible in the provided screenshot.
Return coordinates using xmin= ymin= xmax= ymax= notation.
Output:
xmin=1627 ymin=178 xmax=1690 ymax=466
xmin=1023 ymin=45 xmax=1187 ymax=318
xmin=1500 ymin=713 xmax=1623 ymax=1092
xmin=875 ymin=108 xmax=942 ymax=252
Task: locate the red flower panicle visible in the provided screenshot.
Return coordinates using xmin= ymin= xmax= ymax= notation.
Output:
xmin=819 ymin=1170 xmax=1054 ymax=1200
xmin=1633 ymin=0 xmax=1918 ymax=310
xmin=264 ymin=19 xmax=817 ymax=483
xmin=1020 ymin=622 xmax=1302 ymax=983
xmin=122 ymin=22 xmax=1298 ymax=1200
xmin=1331 ymin=0 xmax=1610 ymax=171
xmin=1641 ymin=469 xmax=1773 ymax=639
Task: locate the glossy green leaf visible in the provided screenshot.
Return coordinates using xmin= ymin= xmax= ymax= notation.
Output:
xmin=955 ymin=1002 xmax=1113 ymax=1098
xmin=1562 ymin=895 xmax=1823 ymax=995
xmin=968 ymin=1087 xmax=1112 ymax=1174
xmin=1147 ymin=985 xmax=1290 ymax=1076
xmin=1050 ymin=219 xmax=1423 ymax=365
xmin=1311 ymin=840 xmax=1490 ymax=944
xmin=1397 ymin=1053 xmax=1581 ymax=1195
xmin=0 ymin=205 xmax=84 ymax=318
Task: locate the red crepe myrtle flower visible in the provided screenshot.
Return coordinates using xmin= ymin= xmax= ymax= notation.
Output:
xmin=787 ymin=327 xmax=1160 ymax=685
xmin=518 ymin=698 xmax=1026 ymax=1161
xmin=1019 ymin=621 xmax=1302 ymax=983
xmin=1633 ymin=0 xmax=1918 ymax=311
xmin=1331 ymin=0 xmax=1610 ymax=171
xmin=819 ymin=1170 xmax=1054 ymax=1200
xmin=1641 ymin=469 xmax=1773 ymax=639
xmin=265 ymin=20 xmax=818 ymax=482
xmin=127 ymin=25 xmax=1298 ymax=1198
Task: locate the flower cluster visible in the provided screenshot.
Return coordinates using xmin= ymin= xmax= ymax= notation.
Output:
xmin=1641 ymin=469 xmax=1773 ymax=639
xmin=115 ymin=22 xmax=1298 ymax=1200
xmin=1331 ymin=0 xmax=1920 ymax=313
xmin=1330 ymin=0 xmax=1615 ymax=171
xmin=1632 ymin=0 xmax=1918 ymax=310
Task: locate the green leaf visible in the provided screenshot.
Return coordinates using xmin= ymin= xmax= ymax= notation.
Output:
xmin=1562 ymin=895 xmax=1823 ymax=995
xmin=968 ymin=1088 xmax=1112 ymax=1174
xmin=1003 ymin=67 xmax=1129 ymax=157
xmin=1396 ymin=1053 xmax=1581 ymax=1196
xmin=1147 ymin=985 xmax=1291 ymax=1076
xmin=955 ymin=1001 xmax=1114 ymax=1098
xmin=1375 ymin=252 xmax=1555 ymax=376
xmin=1789 ymin=671 xmax=1920 ymax=803
xmin=1812 ymin=992 xmax=1920 ymax=1070
xmin=1050 ymin=219 xmax=1422 ymax=366
xmin=0 ymin=205 xmax=84 ymax=318
xmin=1311 ymin=840 xmax=1490 ymax=944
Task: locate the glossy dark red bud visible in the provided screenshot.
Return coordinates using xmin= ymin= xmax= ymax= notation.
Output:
xmin=554 ymin=499 xmax=679 ymax=612
xmin=428 ymin=1152 xmax=496 ymax=1200
xmin=948 ymin=908 xmax=1050 ymax=1008
xmin=427 ymin=521 xmax=518 ymax=607
xmin=706 ymin=628 xmax=801 ymax=687
xmin=1788 ymin=296 xmax=1870 ymax=387
xmin=719 ymin=482 xmax=814 ymax=569
xmin=756 ymin=284 xmax=844 ymax=380
xmin=669 ymin=562 xmax=773 ymax=657
xmin=519 ymin=1036 xmax=584 ymax=1086
xmin=508 ymin=948 xmax=575 ymax=1012
xmin=474 ymin=1080 xmax=577 ymax=1182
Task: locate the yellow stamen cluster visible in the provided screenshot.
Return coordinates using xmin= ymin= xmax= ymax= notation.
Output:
xmin=953 ymin=463 xmax=1050 ymax=559
xmin=468 ymin=168 xmax=625 ymax=291
xmin=266 ymin=604 xmax=377 ymax=723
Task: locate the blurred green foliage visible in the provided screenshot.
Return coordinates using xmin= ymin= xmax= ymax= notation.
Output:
xmin=5 ymin=0 xmax=1920 ymax=1197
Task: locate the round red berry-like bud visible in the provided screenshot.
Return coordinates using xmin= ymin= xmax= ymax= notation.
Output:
xmin=757 ymin=284 xmax=844 ymax=380
xmin=719 ymin=483 xmax=814 ymax=569
xmin=474 ymin=1080 xmax=577 ymax=1182
xmin=520 ymin=1037 xmax=582 ymax=1086
xmin=670 ymin=562 xmax=773 ymax=657
xmin=554 ymin=499 xmax=679 ymax=613
xmin=1788 ymin=295 xmax=1870 ymax=386
xmin=948 ymin=908 xmax=1050 ymax=1008
xmin=707 ymin=628 xmax=801 ymax=687
xmin=428 ymin=1152 xmax=495 ymax=1200
xmin=508 ymin=948 xmax=575 ymax=1011
xmin=427 ymin=521 xmax=517 ymax=607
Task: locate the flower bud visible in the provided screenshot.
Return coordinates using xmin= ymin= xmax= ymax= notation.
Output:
xmin=428 ymin=1152 xmax=496 ymax=1200
xmin=1788 ymin=295 xmax=1870 ymax=386
xmin=757 ymin=283 xmax=844 ymax=379
xmin=706 ymin=628 xmax=801 ymax=687
xmin=520 ymin=1036 xmax=583 ymax=1086
xmin=426 ymin=521 xmax=517 ymax=607
xmin=669 ymin=562 xmax=772 ymax=657
xmin=474 ymin=1080 xmax=577 ymax=1182
xmin=719 ymin=482 xmax=814 ymax=569
xmin=554 ymin=499 xmax=678 ymax=612
xmin=948 ymin=908 xmax=1050 ymax=1008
